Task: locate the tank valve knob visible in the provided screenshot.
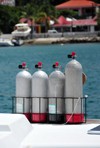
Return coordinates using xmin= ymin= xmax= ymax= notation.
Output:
xmin=18 ymin=62 xmax=26 ymax=69
xmin=68 ymin=52 xmax=76 ymax=59
xmin=18 ymin=65 xmax=22 ymax=69
xmin=35 ymin=62 xmax=42 ymax=69
xmin=52 ymin=62 xmax=59 ymax=68
xmin=35 ymin=65 xmax=38 ymax=68
xmin=68 ymin=55 xmax=72 ymax=58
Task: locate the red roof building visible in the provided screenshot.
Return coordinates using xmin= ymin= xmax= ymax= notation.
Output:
xmin=54 ymin=15 xmax=71 ymax=26
xmin=72 ymin=18 xmax=97 ymax=26
xmin=53 ymin=15 xmax=97 ymax=32
xmin=20 ymin=16 xmax=98 ymax=33
xmin=20 ymin=18 xmax=35 ymax=26
xmin=56 ymin=0 xmax=100 ymax=17
xmin=20 ymin=18 xmax=41 ymax=33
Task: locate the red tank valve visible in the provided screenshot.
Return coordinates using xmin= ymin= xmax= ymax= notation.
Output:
xmin=35 ymin=62 xmax=42 ymax=69
xmin=38 ymin=62 xmax=42 ymax=67
xmin=22 ymin=62 xmax=26 ymax=67
xmin=72 ymin=52 xmax=75 ymax=57
xmin=55 ymin=62 xmax=59 ymax=67
xmin=68 ymin=52 xmax=76 ymax=59
xmin=52 ymin=62 xmax=59 ymax=68
xmin=18 ymin=62 xmax=26 ymax=69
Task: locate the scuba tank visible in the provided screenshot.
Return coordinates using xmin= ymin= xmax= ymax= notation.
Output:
xmin=16 ymin=62 xmax=31 ymax=120
xmin=32 ymin=62 xmax=48 ymax=122
xmin=65 ymin=52 xmax=83 ymax=123
xmin=48 ymin=62 xmax=65 ymax=122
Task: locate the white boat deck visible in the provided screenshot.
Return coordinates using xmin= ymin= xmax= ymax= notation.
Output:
xmin=0 ymin=38 xmax=14 ymax=46
xmin=0 ymin=114 xmax=100 ymax=148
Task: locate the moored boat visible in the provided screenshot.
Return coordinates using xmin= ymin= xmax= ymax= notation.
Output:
xmin=11 ymin=38 xmax=23 ymax=46
xmin=0 ymin=37 xmax=23 ymax=46
xmin=11 ymin=23 xmax=31 ymax=39
xmin=0 ymin=38 xmax=14 ymax=46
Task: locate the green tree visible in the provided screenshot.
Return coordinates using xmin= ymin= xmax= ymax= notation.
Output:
xmin=21 ymin=4 xmax=34 ymax=20
xmin=35 ymin=4 xmax=57 ymax=32
xmin=32 ymin=0 xmax=50 ymax=5
xmin=21 ymin=3 xmax=58 ymax=32
xmin=96 ymin=10 xmax=100 ymax=30
xmin=50 ymin=0 xmax=68 ymax=6
xmin=36 ymin=12 xmax=50 ymax=32
xmin=56 ymin=9 xmax=78 ymax=18
xmin=15 ymin=0 xmax=28 ymax=6
xmin=38 ymin=4 xmax=56 ymax=17
xmin=21 ymin=4 xmax=40 ymax=37
xmin=0 ymin=4 xmax=21 ymax=33
xmin=21 ymin=4 xmax=40 ymax=23
xmin=8 ymin=6 xmax=21 ymax=31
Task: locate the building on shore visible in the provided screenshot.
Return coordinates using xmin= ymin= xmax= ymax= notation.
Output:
xmin=19 ymin=0 xmax=100 ymax=33
xmin=56 ymin=0 xmax=100 ymax=19
xmin=20 ymin=15 xmax=98 ymax=33
xmin=52 ymin=15 xmax=97 ymax=33
xmin=55 ymin=0 xmax=100 ymax=32
xmin=0 ymin=0 xmax=15 ymax=6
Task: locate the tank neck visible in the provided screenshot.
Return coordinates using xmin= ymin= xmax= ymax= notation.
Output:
xmin=55 ymin=67 xmax=59 ymax=71
xmin=38 ymin=68 xmax=42 ymax=71
xmin=72 ymin=58 xmax=76 ymax=61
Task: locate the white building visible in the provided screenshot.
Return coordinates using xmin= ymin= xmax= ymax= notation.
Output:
xmin=0 ymin=0 xmax=15 ymax=6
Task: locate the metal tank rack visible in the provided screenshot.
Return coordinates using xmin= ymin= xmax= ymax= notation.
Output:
xmin=14 ymin=53 xmax=87 ymax=124
xmin=12 ymin=96 xmax=87 ymax=124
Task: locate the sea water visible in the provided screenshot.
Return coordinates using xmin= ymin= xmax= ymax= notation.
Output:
xmin=0 ymin=43 xmax=100 ymax=119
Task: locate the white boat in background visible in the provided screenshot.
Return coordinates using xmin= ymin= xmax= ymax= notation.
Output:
xmin=12 ymin=23 xmax=31 ymax=38
xmin=0 ymin=37 xmax=23 ymax=46
xmin=11 ymin=38 xmax=23 ymax=46
xmin=0 ymin=38 xmax=14 ymax=46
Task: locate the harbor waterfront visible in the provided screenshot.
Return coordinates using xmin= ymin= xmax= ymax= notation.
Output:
xmin=1 ymin=33 xmax=100 ymax=45
xmin=0 ymin=43 xmax=100 ymax=120
xmin=23 ymin=37 xmax=100 ymax=45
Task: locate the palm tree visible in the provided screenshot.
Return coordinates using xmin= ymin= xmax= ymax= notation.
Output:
xmin=20 ymin=4 xmax=38 ymax=38
xmin=21 ymin=4 xmax=35 ymax=21
xmin=36 ymin=12 xmax=50 ymax=32
xmin=20 ymin=3 xmax=58 ymax=33
xmin=35 ymin=4 xmax=58 ymax=32
xmin=97 ymin=10 xmax=100 ymax=28
xmin=0 ymin=5 xmax=21 ymax=33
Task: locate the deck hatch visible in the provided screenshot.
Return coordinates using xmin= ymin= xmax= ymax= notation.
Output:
xmin=0 ymin=125 xmax=11 ymax=132
xmin=88 ymin=125 xmax=100 ymax=134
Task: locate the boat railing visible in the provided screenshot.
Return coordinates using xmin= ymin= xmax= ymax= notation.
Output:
xmin=12 ymin=96 xmax=87 ymax=124
xmin=17 ymin=28 xmax=28 ymax=31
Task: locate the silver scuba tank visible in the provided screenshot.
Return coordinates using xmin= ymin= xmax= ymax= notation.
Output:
xmin=32 ymin=62 xmax=48 ymax=122
xmin=48 ymin=62 xmax=65 ymax=122
xmin=65 ymin=52 xmax=83 ymax=123
xmin=16 ymin=62 xmax=32 ymax=120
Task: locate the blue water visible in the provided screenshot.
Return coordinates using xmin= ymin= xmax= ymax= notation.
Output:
xmin=0 ymin=43 xmax=100 ymax=119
